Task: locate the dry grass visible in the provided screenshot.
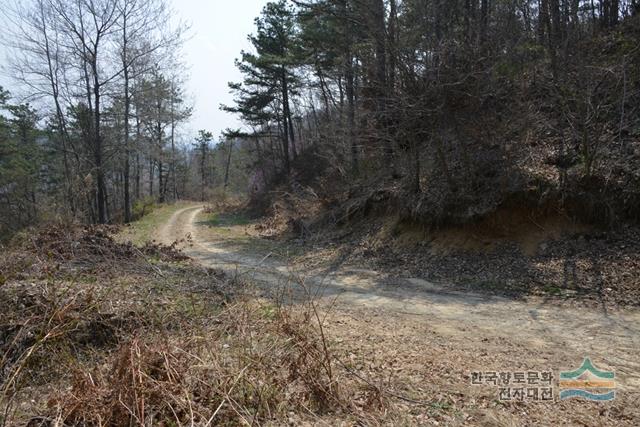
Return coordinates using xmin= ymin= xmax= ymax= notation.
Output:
xmin=34 ymin=300 xmax=362 ymax=426
xmin=0 ymin=224 xmax=384 ymax=426
xmin=1 ymin=291 xmax=383 ymax=426
xmin=3 ymin=224 xmax=638 ymax=426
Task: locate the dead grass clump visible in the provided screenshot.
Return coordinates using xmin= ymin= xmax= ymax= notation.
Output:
xmin=0 ymin=282 xmax=137 ymax=411
xmin=275 ymin=307 xmax=341 ymax=412
xmin=0 ymin=269 xmax=236 ymax=426
xmin=253 ymin=189 xmax=324 ymax=239
xmin=42 ymin=300 xmax=369 ymax=426
xmin=50 ymin=339 xmax=199 ymax=426
xmin=0 ymin=225 xmax=386 ymax=425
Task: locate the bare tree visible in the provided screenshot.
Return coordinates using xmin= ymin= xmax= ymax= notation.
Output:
xmin=116 ymin=0 xmax=185 ymax=221
xmin=4 ymin=0 xmax=188 ymax=223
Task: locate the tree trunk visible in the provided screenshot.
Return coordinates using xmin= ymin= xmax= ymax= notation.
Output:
xmin=39 ymin=0 xmax=75 ymax=217
xmin=149 ymin=159 xmax=154 ymax=196
xmin=549 ymin=0 xmax=562 ymax=78
xmin=135 ymin=115 xmax=141 ymax=199
xmin=539 ymin=0 xmax=549 ymax=44
xmin=281 ymin=69 xmax=291 ymax=175
xmin=464 ymin=0 xmax=472 ymax=42
xmin=135 ymin=152 xmax=140 ymax=199
xmin=371 ymin=0 xmax=392 ymax=168
xmin=92 ymin=58 xmax=107 ymax=224
xmin=570 ymin=0 xmax=580 ymax=29
xmin=480 ymin=0 xmax=489 ymax=44
xmin=223 ymin=140 xmax=233 ymax=192
xmin=282 ymin=69 xmax=297 ymax=162
xmin=158 ymin=160 xmax=165 ymax=203
xmin=412 ymin=142 xmax=421 ymax=193
xmin=200 ymin=143 xmax=207 ymax=202
xmin=156 ymin=93 xmax=164 ymax=202
xmin=372 ymin=0 xmax=386 ymax=90
xmin=122 ymin=16 xmax=132 ymax=223
xmin=316 ymin=65 xmax=331 ymax=117
xmin=388 ymin=0 xmax=398 ymax=93
xmin=341 ymin=0 xmax=358 ymax=174
xmin=170 ymin=84 xmax=177 ymax=201
xmin=346 ymin=57 xmax=357 ymax=174
xmin=549 ymin=0 xmax=562 ymax=42
xmin=610 ymin=0 xmax=619 ymax=26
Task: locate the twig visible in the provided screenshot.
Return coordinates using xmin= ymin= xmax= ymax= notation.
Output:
xmin=133 ymin=246 xmax=165 ymax=277
xmin=334 ymin=355 xmax=432 ymax=406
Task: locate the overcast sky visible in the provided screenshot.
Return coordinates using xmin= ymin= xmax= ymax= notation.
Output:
xmin=0 ymin=0 xmax=270 ymax=141
xmin=173 ymin=0 xmax=270 ymax=138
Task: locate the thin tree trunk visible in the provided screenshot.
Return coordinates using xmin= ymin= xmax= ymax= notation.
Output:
xmin=388 ymin=0 xmax=398 ymax=93
xmin=610 ymin=0 xmax=619 ymax=26
xmin=223 ymin=140 xmax=233 ymax=192
xmin=281 ymin=70 xmax=291 ymax=175
xmin=122 ymin=12 xmax=132 ymax=222
xmin=282 ymin=69 xmax=297 ymax=162
xmin=341 ymin=0 xmax=358 ymax=174
xmin=201 ymin=143 xmax=207 ymax=202
xmin=135 ymin=152 xmax=140 ymax=199
xmin=549 ymin=0 xmax=562 ymax=78
xmin=135 ymin=115 xmax=141 ymax=199
xmin=170 ymin=83 xmax=178 ymax=201
xmin=480 ymin=0 xmax=489 ymax=44
xmin=149 ymin=159 xmax=154 ymax=196
xmin=371 ymin=0 xmax=391 ymax=168
xmin=92 ymin=58 xmax=107 ymax=224
xmin=159 ymin=160 xmax=165 ymax=203
xmin=39 ymin=0 xmax=75 ymax=217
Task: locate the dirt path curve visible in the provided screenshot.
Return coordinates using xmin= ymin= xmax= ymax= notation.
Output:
xmin=160 ymin=205 xmax=640 ymax=392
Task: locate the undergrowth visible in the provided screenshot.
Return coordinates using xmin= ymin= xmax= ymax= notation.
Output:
xmin=0 ymin=224 xmax=384 ymax=426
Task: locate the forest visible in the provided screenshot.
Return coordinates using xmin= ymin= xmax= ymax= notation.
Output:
xmin=1 ymin=0 xmax=640 ymax=425
xmin=224 ymin=0 xmax=640 ymax=230
xmin=1 ymin=0 xmax=639 ymax=235
xmin=0 ymin=0 xmax=235 ymax=232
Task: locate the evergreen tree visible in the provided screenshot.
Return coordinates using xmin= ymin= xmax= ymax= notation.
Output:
xmin=0 ymin=87 xmax=42 ymax=235
xmin=229 ymin=0 xmax=301 ymax=175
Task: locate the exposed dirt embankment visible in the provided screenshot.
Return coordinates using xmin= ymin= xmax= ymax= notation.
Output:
xmin=391 ymin=204 xmax=591 ymax=256
xmin=245 ymin=181 xmax=640 ymax=307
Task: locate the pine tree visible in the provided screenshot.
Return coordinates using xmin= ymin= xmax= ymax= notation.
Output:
xmin=228 ymin=1 xmax=301 ymax=175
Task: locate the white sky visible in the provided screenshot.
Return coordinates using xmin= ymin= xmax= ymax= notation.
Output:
xmin=0 ymin=0 xmax=270 ymax=141
xmin=174 ymin=0 xmax=270 ymax=138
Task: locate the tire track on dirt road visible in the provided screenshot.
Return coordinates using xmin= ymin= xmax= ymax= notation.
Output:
xmin=159 ymin=205 xmax=640 ymax=391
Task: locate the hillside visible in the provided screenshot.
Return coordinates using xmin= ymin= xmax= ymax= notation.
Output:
xmin=1 ymin=1 xmax=640 ymax=425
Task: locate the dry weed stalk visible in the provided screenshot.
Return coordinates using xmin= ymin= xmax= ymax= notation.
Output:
xmin=35 ymin=296 xmax=366 ymax=426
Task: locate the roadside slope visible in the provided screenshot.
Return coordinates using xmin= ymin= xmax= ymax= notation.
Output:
xmin=157 ymin=205 xmax=640 ymax=397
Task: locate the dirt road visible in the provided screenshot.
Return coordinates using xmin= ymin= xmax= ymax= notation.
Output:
xmin=159 ymin=205 xmax=640 ymax=395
